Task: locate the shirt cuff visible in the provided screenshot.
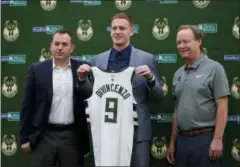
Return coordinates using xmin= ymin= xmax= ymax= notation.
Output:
xmin=148 ymin=75 xmax=155 ymax=82
xmin=20 ymin=136 xmax=29 ymax=145
xmin=147 ymin=75 xmax=156 ymax=87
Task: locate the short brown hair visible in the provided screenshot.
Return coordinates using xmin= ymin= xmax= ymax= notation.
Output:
xmin=178 ymin=25 xmax=205 ymax=54
xmin=111 ymin=13 xmax=133 ymax=26
xmin=52 ymin=29 xmax=73 ymax=43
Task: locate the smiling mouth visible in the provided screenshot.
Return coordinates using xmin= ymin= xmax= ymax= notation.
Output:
xmin=180 ymin=50 xmax=189 ymax=53
xmin=115 ymin=37 xmax=122 ymax=39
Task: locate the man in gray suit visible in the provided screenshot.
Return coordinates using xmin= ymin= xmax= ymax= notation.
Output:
xmin=78 ymin=13 xmax=164 ymax=166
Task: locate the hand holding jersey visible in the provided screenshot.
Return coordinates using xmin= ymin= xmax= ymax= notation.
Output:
xmin=77 ymin=64 xmax=154 ymax=166
xmin=77 ymin=64 xmax=154 ymax=81
xmin=135 ymin=65 xmax=153 ymax=80
xmin=77 ymin=64 xmax=91 ymax=80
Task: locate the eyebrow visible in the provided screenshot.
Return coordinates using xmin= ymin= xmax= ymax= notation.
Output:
xmin=112 ymin=25 xmax=127 ymax=27
xmin=54 ymin=41 xmax=69 ymax=44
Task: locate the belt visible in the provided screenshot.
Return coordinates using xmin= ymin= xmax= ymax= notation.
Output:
xmin=46 ymin=123 xmax=74 ymax=131
xmin=178 ymin=127 xmax=214 ymax=137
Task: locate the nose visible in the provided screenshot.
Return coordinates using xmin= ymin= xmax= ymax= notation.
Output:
xmin=178 ymin=43 xmax=185 ymax=49
xmin=115 ymin=28 xmax=121 ymax=34
xmin=57 ymin=44 xmax=63 ymax=50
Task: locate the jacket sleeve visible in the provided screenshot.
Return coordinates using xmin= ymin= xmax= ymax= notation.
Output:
xmin=76 ymin=60 xmax=93 ymax=100
xmin=147 ymin=54 xmax=164 ymax=101
xmin=19 ymin=64 xmax=36 ymax=145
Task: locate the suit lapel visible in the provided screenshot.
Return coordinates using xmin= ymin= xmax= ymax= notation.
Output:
xmin=70 ymin=58 xmax=79 ymax=90
xmin=129 ymin=46 xmax=140 ymax=67
xmin=45 ymin=60 xmax=53 ymax=103
xmin=102 ymin=50 xmax=111 ymax=70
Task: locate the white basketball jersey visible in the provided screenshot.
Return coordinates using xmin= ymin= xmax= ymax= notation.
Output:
xmin=85 ymin=66 xmax=138 ymax=166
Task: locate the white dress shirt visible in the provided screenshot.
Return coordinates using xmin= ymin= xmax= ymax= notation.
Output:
xmin=48 ymin=60 xmax=74 ymax=125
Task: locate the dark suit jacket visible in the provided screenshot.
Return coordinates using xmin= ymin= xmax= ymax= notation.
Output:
xmin=19 ymin=58 xmax=92 ymax=154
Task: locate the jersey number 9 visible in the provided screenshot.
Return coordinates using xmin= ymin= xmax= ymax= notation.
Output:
xmin=105 ymin=98 xmax=118 ymax=123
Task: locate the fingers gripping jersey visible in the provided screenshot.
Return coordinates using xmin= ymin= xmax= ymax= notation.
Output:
xmin=85 ymin=67 xmax=138 ymax=166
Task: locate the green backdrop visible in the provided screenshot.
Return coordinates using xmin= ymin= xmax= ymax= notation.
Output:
xmin=1 ymin=0 xmax=239 ymax=166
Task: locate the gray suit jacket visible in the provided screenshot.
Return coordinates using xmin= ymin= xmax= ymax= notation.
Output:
xmin=91 ymin=46 xmax=164 ymax=141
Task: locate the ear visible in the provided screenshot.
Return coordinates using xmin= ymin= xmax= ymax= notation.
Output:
xmin=130 ymin=27 xmax=134 ymax=36
xmin=71 ymin=44 xmax=75 ymax=52
xmin=197 ymin=39 xmax=202 ymax=46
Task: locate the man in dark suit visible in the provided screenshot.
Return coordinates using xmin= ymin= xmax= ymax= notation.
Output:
xmin=19 ymin=30 xmax=92 ymax=167
xmin=78 ymin=13 xmax=164 ymax=166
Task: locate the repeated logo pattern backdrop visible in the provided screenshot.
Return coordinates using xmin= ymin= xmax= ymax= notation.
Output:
xmin=1 ymin=0 xmax=239 ymax=166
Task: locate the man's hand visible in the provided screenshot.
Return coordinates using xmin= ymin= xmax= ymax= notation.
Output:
xmin=77 ymin=64 xmax=91 ymax=80
xmin=166 ymin=142 xmax=176 ymax=165
xmin=209 ymin=138 xmax=223 ymax=160
xmin=135 ymin=65 xmax=153 ymax=80
xmin=21 ymin=142 xmax=31 ymax=152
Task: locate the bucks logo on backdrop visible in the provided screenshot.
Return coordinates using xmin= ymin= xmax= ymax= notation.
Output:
xmin=81 ymin=55 xmax=93 ymax=63
xmin=115 ymin=0 xmax=132 ymax=10
xmin=232 ymin=16 xmax=239 ymax=39
xmin=1 ymin=134 xmax=17 ymax=156
xmin=232 ymin=138 xmax=240 ymax=161
xmin=76 ymin=20 xmax=94 ymax=42
xmin=40 ymin=0 xmax=57 ymax=11
xmin=3 ymin=20 xmax=20 ymax=42
xmin=160 ymin=76 xmax=168 ymax=96
xmin=152 ymin=18 xmax=170 ymax=40
xmin=192 ymin=0 xmax=210 ymax=8
xmin=1 ymin=76 xmax=18 ymax=98
xmin=151 ymin=136 xmax=167 ymax=159
xmin=39 ymin=48 xmax=52 ymax=62
xmin=231 ymin=76 xmax=240 ymax=100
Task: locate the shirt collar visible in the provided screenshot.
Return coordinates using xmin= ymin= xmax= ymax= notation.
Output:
xmin=111 ymin=44 xmax=132 ymax=57
xmin=184 ymin=54 xmax=207 ymax=71
xmin=52 ymin=59 xmax=71 ymax=69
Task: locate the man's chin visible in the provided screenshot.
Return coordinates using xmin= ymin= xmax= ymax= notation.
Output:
xmin=114 ymin=42 xmax=125 ymax=46
xmin=54 ymin=56 xmax=67 ymax=60
xmin=180 ymin=53 xmax=190 ymax=58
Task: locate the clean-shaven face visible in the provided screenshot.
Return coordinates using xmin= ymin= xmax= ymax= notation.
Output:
xmin=176 ymin=29 xmax=201 ymax=59
xmin=111 ymin=18 xmax=134 ymax=47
